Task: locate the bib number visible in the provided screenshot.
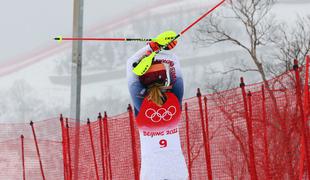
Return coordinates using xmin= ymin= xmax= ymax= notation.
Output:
xmin=159 ymin=139 xmax=167 ymax=148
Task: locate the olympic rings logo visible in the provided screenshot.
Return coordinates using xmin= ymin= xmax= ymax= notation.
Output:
xmin=145 ymin=106 xmax=177 ymax=123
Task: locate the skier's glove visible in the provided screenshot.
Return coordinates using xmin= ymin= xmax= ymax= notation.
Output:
xmin=150 ymin=30 xmax=178 ymax=51
xmin=148 ymin=41 xmax=161 ymax=52
xmin=164 ymin=40 xmax=177 ymax=50
xmin=148 ymin=40 xmax=177 ymax=52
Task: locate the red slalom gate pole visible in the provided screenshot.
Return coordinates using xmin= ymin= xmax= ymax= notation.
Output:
xmin=240 ymin=78 xmax=258 ymax=180
xmin=184 ymin=103 xmax=192 ymax=180
xmin=87 ymin=119 xmax=100 ymax=180
xmin=21 ymin=135 xmax=25 ymax=180
xmin=30 ymin=121 xmax=46 ymax=180
xmin=293 ymin=60 xmax=310 ymax=179
xmin=60 ymin=115 xmax=68 ymax=180
xmin=66 ymin=118 xmax=73 ymax=180
xmin=128 ymin=104 xmax=140 ymax=180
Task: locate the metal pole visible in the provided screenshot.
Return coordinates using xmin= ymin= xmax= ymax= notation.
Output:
xmin=70 ymin=0 xmax=84 ymax=179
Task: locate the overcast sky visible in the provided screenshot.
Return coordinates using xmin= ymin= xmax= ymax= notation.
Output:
xmin=0 ymin=0 xmax=164 ymax=63
xmin=1 ymin=0 xmax=309 ymax=64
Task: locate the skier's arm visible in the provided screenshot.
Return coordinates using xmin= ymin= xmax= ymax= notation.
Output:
xmin=171 ymin=77 xmax=184 ymax=106
xmin=127 ymin=45 xmax=152 ymax=116
xmin=127 ymin=46 xmax=151 ymax=69
xmin=170 ymin=55 xmax=184 ymax=106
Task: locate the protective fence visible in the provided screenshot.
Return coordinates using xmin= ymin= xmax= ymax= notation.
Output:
xmin=0 ymin=58 xmax=310 ymax=180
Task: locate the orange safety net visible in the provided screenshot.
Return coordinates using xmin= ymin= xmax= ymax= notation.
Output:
xmin=0 ymin=58 xmax=310 ymax=180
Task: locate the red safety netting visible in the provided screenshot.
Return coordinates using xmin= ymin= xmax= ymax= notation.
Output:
xmin=0 ymin=58 xmax=310 ymax=180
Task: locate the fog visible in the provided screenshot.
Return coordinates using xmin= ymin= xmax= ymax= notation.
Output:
xmin=0 ymin=0 xmax=309 ymax=122
xmin=0 ymin=0 xmax=164 ymax=63
xmin=1 ymin=0 xmax=307 ymax=63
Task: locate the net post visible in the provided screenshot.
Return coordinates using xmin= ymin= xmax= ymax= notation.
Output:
xmin=293 ymin=59 xmax=310 ymax=178
xmin=87 ymin=119 xmax=100 ymax=180
xmin=203 ymin=96 xmax=213 ymax=180
xmin=102 ymin=112 xmax=108 ymax=180
xmin=261 ymin=86 xmax=271 ymax=179
xmin=30 ymin=121 xmax=46 ymax=180
xmin=98 ymin=113 xmax=106 ymax=180
xmin=103 ymin=112 xmax=112 ymax=180
xmin=185 ymin=103 xmax=192 ymax=180
xmin=240 ymin=78 xmax=257 ymax=180
xmin=21 ymin=134 xmax=25 ymax=180
xmin=65 ymin=118 xmax=72 ymax=180
xmin=128 ymin=104 xmax=140 ymax=180
xmin=196 ymin=88 xmax=211 ymax=178
xmin=60 ymin=115 xmax=68 ymax=180
xmin=299 ymin=56 xmax=310 ymax=179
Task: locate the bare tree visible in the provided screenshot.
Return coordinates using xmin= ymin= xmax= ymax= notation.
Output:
xmin=269 ymin=16 xmax=310 ymax=75
xmin=195 ymin=0 xmax=277 ymax=84
xmin=194 ymin=1 xmax=310 ymax=178
xmin=195 ymin=0 xmax=310 ymax=88
xmin=194 ymin=0 xmax=310 ymax=123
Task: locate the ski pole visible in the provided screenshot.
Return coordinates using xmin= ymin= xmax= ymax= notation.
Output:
xmin=163 ymin=0 xmax=226 ymax=49
xmin=55 ymin=0 xmax=225 ymax=44
xmin=181 ymin=0 xmax=226 ymax=35
xmin=133 ymin=0 xmax=226 ymax=76
xmin=54 ymin=36 xmax=152 ymax=43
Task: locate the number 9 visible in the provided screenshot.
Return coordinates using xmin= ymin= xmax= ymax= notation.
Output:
xmin=159 ymin=139 xmax=167 ymax=148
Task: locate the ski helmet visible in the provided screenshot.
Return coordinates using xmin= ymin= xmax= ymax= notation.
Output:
xmin=139 ymin=62 xmax=170 ymax=87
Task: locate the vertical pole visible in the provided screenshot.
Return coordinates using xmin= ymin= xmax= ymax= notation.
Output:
xmin=30 ymin=121 xmax=46 ymax=180
xmin=299 ymin=55 xmax=310 ymax=180
xmin=261 ymin=86 xmax=271 ymax=179
xmin=185 ymin=103 xmax=192 ymax=180
xmin=98 ymin=113 xmax=106 ymax=180
xmin=240 ymin=78 xmax=257 ymax=180
xmin=293 ymin=60 xmax=310 ymax=179
xmin=87 ymin=119 xmax=100 ymax=180
xmin=247 ymin=91 xmax=257 ymax=180
xmin=66 ymin=118 xmax=73 ymax=180
xmin=196 ymin=88 xmax=212 ymax=179
xmin=308 ymin=56 xmax=310 ymax=115
xmin=304 ymin=56 xmax=310 ymax=118
xmin=70 ymin=1 xmax=84 ymax=120
xmin=104 ymin=112 xmax=112 ymax=180
xmin=304 ymin=56 xmax=309 ymax=118
xmin=203 ymin=96 xmax=213 ymax=180
xmin=60 ymin=115 xmax=68 ymax=180
xmin=21 ymin=135 xmax=26 ymax=180
xmin=128 ymin=104 xmax=140 ymax=180
xmin=102 ymin=114 xmax=108 ymax=180
xmin=305 ymin=55 xmax=310 ymax=180
xmin=70 ymin=0 xmax=84 ymax=178
xmin=103 ymin=113 xmax=108 ymax=180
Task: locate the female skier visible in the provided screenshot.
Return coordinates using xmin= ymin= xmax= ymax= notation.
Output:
xmin=127 ymin=31 xmax=188 ymax=180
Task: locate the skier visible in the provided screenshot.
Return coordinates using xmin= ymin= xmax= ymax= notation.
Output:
xmin=127 ymin=31 xmax=188 ymax=180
